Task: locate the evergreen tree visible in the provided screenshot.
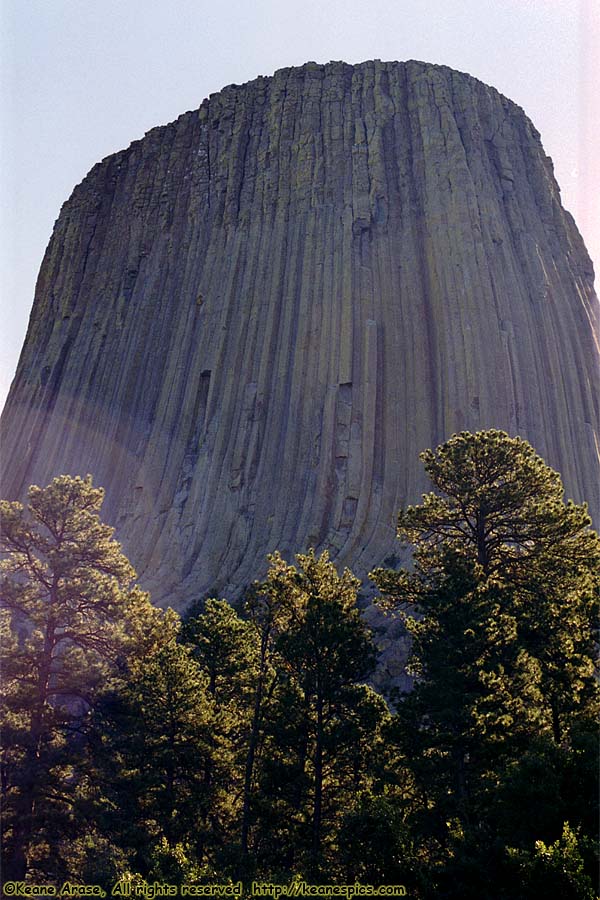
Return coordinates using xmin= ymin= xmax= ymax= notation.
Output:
xmin=371 ymin=431 xmax=600 ymax=895
xmin=89 ymin=629 xmax=216 ymax=882
xmin=239 ymin=552 xmax=310 ymax=871
xmin=255 ymin=550 xmax=388 ymax=878
xmin=0 ymin=475 xmax=164 ymax=880
xmin=390 ymin=429 xmax=598 ymax=585
xmin=508 ymin=822 xmax=596 ymax=900
xmin=183 ymin=598 xmax=259 ymax=869
xmin=184 ymin=598 xmax=256 ymax=705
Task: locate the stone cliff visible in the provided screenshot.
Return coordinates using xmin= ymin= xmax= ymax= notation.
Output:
xmin=1 ymin=60 xmax=598 ymax=611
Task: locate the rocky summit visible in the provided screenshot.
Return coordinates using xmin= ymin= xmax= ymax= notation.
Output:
xmin=1 ymin=60 xmax=598 ymax=611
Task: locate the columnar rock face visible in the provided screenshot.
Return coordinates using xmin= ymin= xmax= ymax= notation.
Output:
xmin=1 ymin=60 xmax=598 ymax=609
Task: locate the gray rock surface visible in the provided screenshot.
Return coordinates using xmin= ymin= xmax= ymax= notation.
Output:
xmin=1 ymin=60 xmax=598 ymax=615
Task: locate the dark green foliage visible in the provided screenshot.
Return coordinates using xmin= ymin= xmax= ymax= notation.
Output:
xmin=507 ymin=822 xmax=596 ymax=900
xmin=337 ymin=795 xmax=421 ymax=885
xmin=372 ymin=430 xmax=599 ymax=897
xmin=244 ymin=550 xmax=389 ymax=878
xmin=2 ymin=435 xmax=597 ymax=892
xmin=89 ymin=632 xmax=217 ymax=881
xmin=183 ymin=598 xmax=256 ymax=704
xmin=183 ymin=598 xmax=260 ymax=873
xmin=0 ymin=475 xmax=165 ymax=881
xmin=392 ymin=429 xmax=597 ymax=582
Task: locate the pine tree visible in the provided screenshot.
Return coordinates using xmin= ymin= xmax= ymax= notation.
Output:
xmin=371 ymin=431 xmax=600 ymax=895
xmin=0 ymin=475 xmax=164 ymax=880
xmin=373 ymin=430 xmax=599 ymax=742
xmin=239 ymin=551 xmax=315 ymax=870
xmin=89 ymin=629 xmax=216 ymax=882
xmin=387 ymin=429 xmax=599 ymax=597
xmin=254 ymin=550 xmax=387 ymax=878
xmin=183 ymin=598 xmax=259 ymax=869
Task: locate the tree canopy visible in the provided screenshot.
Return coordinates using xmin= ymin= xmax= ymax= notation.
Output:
xmin=371 ymin=429 xmax=599 ymax=897
xmin=1 ymin=439 xmax=597 ymax=896
xmin=0 ymin=475 xmax=166 ymax=881
xmin=389 ymin=429 xmax=598 ymax=583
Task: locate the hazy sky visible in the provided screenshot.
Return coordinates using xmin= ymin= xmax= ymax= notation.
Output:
xmin=1 ymin=0 xmax=598 ymax=411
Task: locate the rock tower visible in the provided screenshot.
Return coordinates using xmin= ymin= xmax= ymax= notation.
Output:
xmin=1 ymin=60 xmax=598 ymax=608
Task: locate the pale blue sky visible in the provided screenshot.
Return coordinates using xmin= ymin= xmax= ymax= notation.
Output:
xmin=1 ymin=0 xmax=598 ymax=411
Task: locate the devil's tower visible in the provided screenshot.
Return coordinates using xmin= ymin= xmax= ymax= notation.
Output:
xmin=1 ymin=60 xmax=598 ymax=607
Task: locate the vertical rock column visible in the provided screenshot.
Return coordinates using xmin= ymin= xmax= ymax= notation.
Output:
xmin=1 ymin=60 xmax=598 ymax=608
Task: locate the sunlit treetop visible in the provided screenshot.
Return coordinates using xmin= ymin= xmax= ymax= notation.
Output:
xmin=396 ymin=429 xmax=598 ymax=583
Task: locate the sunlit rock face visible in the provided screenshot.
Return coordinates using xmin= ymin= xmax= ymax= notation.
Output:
xmin=1 ymin=60 xmax=598 ymax=611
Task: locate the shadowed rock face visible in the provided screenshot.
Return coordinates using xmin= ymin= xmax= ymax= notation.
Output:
xmin=1 ymin=60 xmax=598 ymax=610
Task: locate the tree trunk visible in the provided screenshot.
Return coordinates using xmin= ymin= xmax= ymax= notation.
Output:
xmin=476 ymin=510 xmax=489 ymax=572
xmin=241 ymin=628 xmax=270 ymax=858
xmin=311 ymin=691 xmax=324 ymax=873
xmin=550 ymin=698 xmax=562 ymax=745
xmin=240 ymin=676 xmax=263 ymax=856
xmin=8 ymin=618 xmax=57 ymax=878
